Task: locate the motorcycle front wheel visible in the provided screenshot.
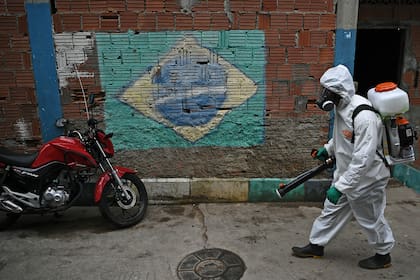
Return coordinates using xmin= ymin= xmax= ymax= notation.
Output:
xmin=99 ymin=173 xmax=148 ymax=228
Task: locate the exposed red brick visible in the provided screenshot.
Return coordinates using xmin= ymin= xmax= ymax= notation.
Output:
xmin=287 ymin=13 xmax=304 ymax=30
xmin=0 ymin=34 xmax=9 ymax=49
xmin=266 ymin=94 xmax=281 ymax=110
xmin=402 ymin=70 xmax=415 ymax=86
xmin=145 ymin=0 xmax=164 ymax=12
xmin=287 ymin=48 xmax=303 ymax=64
xmin=175 ymin=13 xmax=194 ymax=30
xmin=194 ymin=12 xmax=211 ymax=30
xmin=319 ymin=47 xmax=334 ymax=64
xmin=6 ymin=0 xmax=25 ymax=14
xmin=52 ymin=14 xmax=63 ymax=33
xmin=272 ymin=80 xmax=290 ymax=96
xmin=266 ymin=80 xmax=274 ymax=95
xmin=230 ymin=0 xmax=243 ymax=12
xmin=290 ymin=81 xmax=303 ymax=95
xmin=265 ymin=64 xmax=278 ymax=80
xmin=279 ymin=30 xmax=296 ymax=47
xmin=243 ymin=0 xmax=261 ymax=11
xmin=0 ymin=0 xmax=6 ymax=14
xmin=279 ymin=96 xmax=295 ymax=111
xmin=295 ymin=0 xmax=312 ymax=12
xmin=23 ymin=52 xmax=33 ymax=70
xmin=301 ymin=79 xmax=317 ymax=95
xmin=69 ymin=0 xmax=90 ymax=13
xmin=165 ymin=0 xmax=179 ymax=12
xmin=15 ymin=70 xmax=34 ymax=88
xmin=126 ymin=0 xmax=145 ymax=12
xmin=9 ymin=87 xmax=33 ymax=104
xmin=1 ymin=52 xmax=23 ymax=69
xmin=82 ymin=15 xmax=100 ymax=30
xmin=138 ymin=13 xmax=156 ymax=31
xmin=265 ymin=30 xmax=280 ymax=47
xmin=88 ymin=0 xmax=107 ymax=13
xmin=262 ymin=0 xmax=277 ymax=11
xmin=206 ymin=0 xmax=225 ymax=12
xmin=304 ymin=14 xmax=320 ymax=29
xmin=55 ymin=0 xmax=72 ymax=12
xmin=17 ymin=15 xmax=27 ymax=35
xmin=310 ymin=64 xmax=329 ymax=79
xmin=310 ymin=0 xmax=328 ymax=12
xmin=268 ymin=47 xmax=286 ymax=63
xmin=326 ymin=0 xmax=334 ymax=12
xmin=106 ymin=0 xmax=126 ymax=12
xmin=298 ymin=30 xmax=310 ymax=47
xmin=292 ymin=64 xmax=310 ymax=80
xmin=277 ymin=64 xmax=292 ymax=80
xmin=20 ymin=104 xmax=37 ymax=119
xmin=411 ymin=97 xmax=420 ymax=105
xmin=0 ymin=72 xmax=14 ymax=87
xmin=270 ymin=12 xmax=287 ymax=29
xmin=100 ymin=14 xmax=119 ymax=31
xmin=277 ymin=0 xmax=294 ymax=12
xmin=120 ymin=11 xmax=138 ymax=30
xmin=258 ymin=13 xmax=270 ymax=29
xmin=309 ymin=30 xmax=326 ymax=46
xmin=319 ymin=13 xmax=336 ymax=30
xmin=0 ymin=16 xmax=18 ymax=34
xmin=10 ymin=35 xmax=30 ymax=50
xmin=210 ymin=13 xmax=230 ymax=30
xmin=157 ymin=13 xmax=175 ymax=31
xmin=62 ymin=14 xmax=82 ymax=31
xmin=235 ymin=13 xmax=257 ymax=29
xmin=326 ymin=31 xmax=334 ymax=47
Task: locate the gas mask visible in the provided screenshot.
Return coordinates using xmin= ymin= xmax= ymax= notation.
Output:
xmin=316 ymin=87 xmax=342 ymax=111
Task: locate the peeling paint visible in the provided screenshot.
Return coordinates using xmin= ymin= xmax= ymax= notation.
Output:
xmin=54 ymin=32 xmax=95 ymax=88
xmin=14 ymin=118 xmax=32 ymax=141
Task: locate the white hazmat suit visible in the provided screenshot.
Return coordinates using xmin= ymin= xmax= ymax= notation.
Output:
xmin=309 ymin=65 xmax=395 ymax=255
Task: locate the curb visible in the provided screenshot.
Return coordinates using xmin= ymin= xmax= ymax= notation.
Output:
xmin=143 ymin=178 xmax=332 ymax=204
xmin=143 ymin=164 xmax=419 ymax=204
xmin=392 ymin=164 xmax=420 ymax=193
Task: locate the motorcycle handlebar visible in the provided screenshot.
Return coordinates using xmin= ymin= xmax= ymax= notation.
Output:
xmin=87 ymin=118 xmax=99 ymax=128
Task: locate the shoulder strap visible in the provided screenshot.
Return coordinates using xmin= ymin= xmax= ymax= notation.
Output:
xmin=351 ymin=104 xmax=389 ymax=168
xmin=351 ymin=104 xmax=380 ymax=144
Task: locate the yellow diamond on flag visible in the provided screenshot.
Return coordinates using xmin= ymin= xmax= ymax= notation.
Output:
xmin=120 ymin=36 xmax=257 ymax=142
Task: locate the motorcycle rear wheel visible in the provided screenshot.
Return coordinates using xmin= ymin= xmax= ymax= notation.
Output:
xmin=99 ymin=173 xmax=148 ymax=228
xmin=0 ymin=212 xmax=20 ymax=230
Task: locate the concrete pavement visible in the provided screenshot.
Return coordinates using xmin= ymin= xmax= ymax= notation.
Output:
xmin=0 ymin=185 xmax=419 ymax=280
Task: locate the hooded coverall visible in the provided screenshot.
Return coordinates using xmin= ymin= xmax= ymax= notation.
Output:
xmin=309 ymin=65 xmax=395 ymax=255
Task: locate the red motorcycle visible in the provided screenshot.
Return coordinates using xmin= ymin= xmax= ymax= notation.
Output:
xmin=0 ymin=113 xmax=148 ymax=229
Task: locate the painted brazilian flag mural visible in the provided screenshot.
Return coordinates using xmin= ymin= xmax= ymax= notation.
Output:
xmin=95 ymin=31 xmax=266 ymax=149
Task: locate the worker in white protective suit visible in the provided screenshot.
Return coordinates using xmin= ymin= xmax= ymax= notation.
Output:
xmin=292 ymin=64 xmax=395 ymax=269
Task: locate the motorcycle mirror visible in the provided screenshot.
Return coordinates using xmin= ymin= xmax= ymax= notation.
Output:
xmin=55 ymin=118 xmax=69 ymax=128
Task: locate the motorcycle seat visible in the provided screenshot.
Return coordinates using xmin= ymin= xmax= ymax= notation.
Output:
xmin=0 ymin=147 xmax=39 ymax=167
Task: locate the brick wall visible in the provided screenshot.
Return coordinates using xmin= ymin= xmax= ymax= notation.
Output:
xmin=1 ymin=0 xmax=335 ymax=178
xmin=0 ymin=1 xmax=40 ymax=149
xmin=48 ymin=0 xmax=335 ymax=178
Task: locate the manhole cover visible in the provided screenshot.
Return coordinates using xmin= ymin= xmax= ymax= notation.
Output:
xmin=177 ymin=248 xmax=246 ymax=280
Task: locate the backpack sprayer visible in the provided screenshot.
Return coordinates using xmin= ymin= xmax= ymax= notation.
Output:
xmin=367 ymin=82 xmax=417 ymax=165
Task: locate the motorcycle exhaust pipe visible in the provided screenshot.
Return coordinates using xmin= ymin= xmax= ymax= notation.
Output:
xmin=276 ymin=157 xmax=335 ymax=199
xmin=0 ymin=200 xmax=23 ymax=213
